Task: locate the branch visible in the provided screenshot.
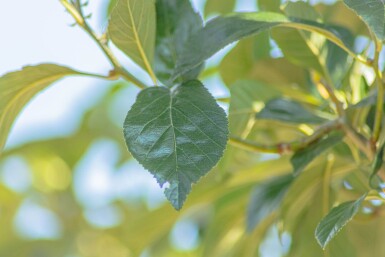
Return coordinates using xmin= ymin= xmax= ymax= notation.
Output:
xmin=229 ymin=119 xmax=343 ymax=154
xmin=60 ymin=0 xmax=147 ymax=89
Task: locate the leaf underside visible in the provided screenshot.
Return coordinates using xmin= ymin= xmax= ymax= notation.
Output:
xmin=123 ymin=80 xmax=228 ymax=210
xmin=109 ymin=0 xmax=156 ymax=75
xmin=0 ymin=64 xmax=80 ymax=154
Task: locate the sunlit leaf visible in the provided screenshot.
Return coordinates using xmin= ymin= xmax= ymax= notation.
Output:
xmin=0 ymin=64 xmax=81 ymax=155
xmin=154 ymin=0 xmax=203 ymax=85
xmin=315 ymin=194 xmax=366 ymax=249
xmin=109 ymin=0 xmax=157 ymax=81
xmin=343 ymin=0 xmax=385 ymax=40
xmin=291 ymin=132 xmax=344 ymax=176
xmin=247 ymin=174 xmax=293 ymax=232
xmin=272 ymin=2 xmax=325 ymax=74
xmin=173 ymin=12 xmax=357 ymax=79
xmin=123 ymin=80 xmax=228 ymax=209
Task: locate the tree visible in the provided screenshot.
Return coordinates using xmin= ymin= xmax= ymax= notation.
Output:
xmin=1 ymin=0 xmax=385 ymax=256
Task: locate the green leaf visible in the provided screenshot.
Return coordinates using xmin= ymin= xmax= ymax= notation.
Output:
xmin=283 ymin=1 xmax=320 ymax=21
xmin=0 ymin=64 xmax=81 ymax=155
xmin=173 ymin=12 xmax=358 ymax=79
xmin=123 ymin=80 xmax=228 ymax=210
xmin=205 ymin=0 xmax=236 ymax=16
xmin=257 ymin=98 xmax=326 ymax=124
xmin=291 ymin=132 xmax=344 ymax=176
xmin=257 ymin=0 xmax=281 ymax=12
xmin=247 ymin=174 xmax=293 ymax=232
xmin=343 ymin=0 xmax=385 ymax=40
xmin=315 ymin=194 xmax=366 ymax=249
xmin=154 ymin=0 xmax=203 ymax=85
xmin=272 ymin=1 xmax=326 ymax=74
xmin=109 ymin=0 xmax=157 ymax=81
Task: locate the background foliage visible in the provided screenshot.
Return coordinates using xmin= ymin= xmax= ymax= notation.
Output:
xmin=1 ymin=0 xmax=385 ymax=256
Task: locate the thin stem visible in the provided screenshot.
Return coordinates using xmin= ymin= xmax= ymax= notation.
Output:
xmin=77 ymin=71 xmax=118 ymax=80
xmin=366 ymin=27 xmax=384 ymax=145
xmin=372 ymin=41 xmax=384 ymax=144
xmin=319 ymin=78 xmax=345 ymax=117
xmin=343 ymin=122 xmax=374 ymax=160
xmin=229 ymin=119 xmax=343 ymax=154
xmin=60 ymin=0 xmax=147 ymax=89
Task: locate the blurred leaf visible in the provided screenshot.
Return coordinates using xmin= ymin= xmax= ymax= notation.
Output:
xmin=109 ymin=0 xmax=156 ymax=77
xmin=173 ymin=12 xmax=357 ymax=79
xmin=205 ymin=0 xmax=236 ymax=16
xmin=229 ymin=80 xmax=279 ymax=134
xmin=123 ymin=80 xmax=228 ymax=209
xmin=257 ymin=0 xmax=281 ymax=12
xmin=346 ymin=211 xmax=385 ymax=256
xmin=316 ymin=1 xmax=368 ymax=37
xmin=257 ymin=98 xmax=325 ymax=124
xmin=315 ymin=194 xmax=366 ymax=249
xmin=0 ymin=64 xmax=81 ymax=155
xmin=369 ymin=142 xmax=385 ymax=189
xmin=272 ymin=2 xmax=325 ymax=74
xmin=247 ymin=174 xmax=293 ymax=232
xmin=291 ymin=132 xmax=344 ymax=176
xmin=343 ymin=0 xmax=385 ymax=40
xmin=253 ymin=31 xmax=271 ymax=59
xmin=155 ymin=0 xmax=203 ymax=85
xmin=283 ymin=1 xmax=320 ymax=21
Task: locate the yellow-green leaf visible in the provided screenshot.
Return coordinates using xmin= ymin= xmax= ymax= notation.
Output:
xmin=109 ymin=0 xmax=157 ymax=83
xmin=0 ymin=64 xmax=81 ymax=155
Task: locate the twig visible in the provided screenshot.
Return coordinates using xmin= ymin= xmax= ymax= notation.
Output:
xmin=319 ymin=78 xmax=345 ymax=117
xmin=60 ymin=0 xmax=147 ymax=89
xmin=371 ymin=39 xmax=384 ymax=145
xmin=229 ymin=119 xmax=343 ymax=154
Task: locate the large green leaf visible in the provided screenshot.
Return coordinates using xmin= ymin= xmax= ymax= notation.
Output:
xmin=109 ymin=0 xmax=157 ymax=80
xmin=0 ymin=64 xmax=81 ymax=155
xmin=123 ymin=80 xmax=228 ymax=210
xmin=315 ymin=194 xmax=366 ymax=249
xmin=247 ymin=174 xmax=293 ymax=232
xmin=291 ymin=132 xmax=344 ymax=176
xmin=257 ymin=98 xmax=326 ymax=124
xmin=173 ymin=12 xmax=358 ymax=79
xmin=154 ymin=0 xmax=203 ymax=85
xmin=343 ymin=0 xmax=385 ymax=40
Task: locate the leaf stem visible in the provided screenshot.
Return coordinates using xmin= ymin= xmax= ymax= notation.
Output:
xmin=319 ymin=78 xmax=345 ymax=117
xmin=371 ymin=39 xmax=384 ymax=145
xmin=60 ymin=0 xmax=147 ymax=89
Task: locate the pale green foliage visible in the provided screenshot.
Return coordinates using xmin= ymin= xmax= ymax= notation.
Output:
xmin=0 ymin=64 xmax=80 ymax=154
xmin=108 ymin=0 xmax=156 ymax=79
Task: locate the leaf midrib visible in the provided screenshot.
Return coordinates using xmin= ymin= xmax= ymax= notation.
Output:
xmin=126 ymin=0 xmax=157 ymax=84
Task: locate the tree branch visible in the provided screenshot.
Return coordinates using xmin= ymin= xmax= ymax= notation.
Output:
xmin=60 ymin=0 xmax=147 ymax=89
